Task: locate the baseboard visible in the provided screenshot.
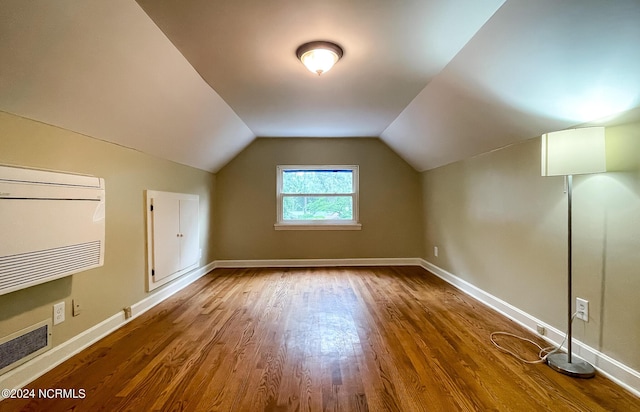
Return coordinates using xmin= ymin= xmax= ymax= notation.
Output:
xmin=0 ymin=261 xmax=215 ymax=398
xmin=214 ymin=257 xmax=423 ymax=268
xmin=419 ymin=259 xmax=640 ymax=398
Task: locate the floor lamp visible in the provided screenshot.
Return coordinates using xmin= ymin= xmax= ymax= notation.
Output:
xmin=541 ymin=126 xmax=606 ymax=378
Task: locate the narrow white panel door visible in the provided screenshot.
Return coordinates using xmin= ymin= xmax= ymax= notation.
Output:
xmin=179 ymin=198 xmax=199 ymax=268
xmin=151 ymin=197 xmax=181 ymax=281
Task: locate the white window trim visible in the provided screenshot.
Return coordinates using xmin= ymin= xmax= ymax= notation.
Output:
xmin=275 ymin=165 xmax=361 ymax=231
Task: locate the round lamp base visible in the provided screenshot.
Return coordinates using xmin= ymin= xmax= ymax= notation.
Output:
xmin=547 ymin=353 xmax=596 ymax=378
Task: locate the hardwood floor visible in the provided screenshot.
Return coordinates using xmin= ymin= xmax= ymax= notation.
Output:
xmin=2 ymin=267 xmax=639 ymax=411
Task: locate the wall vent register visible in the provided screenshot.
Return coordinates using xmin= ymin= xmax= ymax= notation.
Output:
xmin=0 ymin=320 xmax=51 ymax=375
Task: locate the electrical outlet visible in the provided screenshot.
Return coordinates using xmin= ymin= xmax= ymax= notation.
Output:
xmin=536 ymin=324 xmax=546 ymax=335
xmin=53 ymin=302 xmax=65 ymax=325
xmin=434 ymin=246 xmax=439 ymax=257
xmin=576 ymin=298 xmax=589 ymax=322
xmin=124 ymin=306 xmax=132 ymax=319
xmin=72 ymin=299 xmax=81 ymax=317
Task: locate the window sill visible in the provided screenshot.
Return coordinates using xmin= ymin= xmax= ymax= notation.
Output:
xmin=274 ymin=223 xmax=362 ymax=231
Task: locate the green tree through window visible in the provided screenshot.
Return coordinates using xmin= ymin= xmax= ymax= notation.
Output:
xmin=277 ymin=166 xmax=359 ymax=225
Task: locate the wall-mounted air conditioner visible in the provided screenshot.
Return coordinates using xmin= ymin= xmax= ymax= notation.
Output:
xmin=0 ymin=164 xmax=105 ymax=296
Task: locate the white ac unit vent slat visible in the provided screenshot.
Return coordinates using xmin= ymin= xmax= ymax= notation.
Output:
xmin=0 ymin=241 xmax=102 ymax=293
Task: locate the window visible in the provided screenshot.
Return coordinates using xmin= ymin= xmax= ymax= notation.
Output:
xmin=275 ymin=165 xmax=361 ymax=230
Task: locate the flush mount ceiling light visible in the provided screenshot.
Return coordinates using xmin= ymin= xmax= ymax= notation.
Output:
xmin=296 ymin=41 xmax=344 ymax=76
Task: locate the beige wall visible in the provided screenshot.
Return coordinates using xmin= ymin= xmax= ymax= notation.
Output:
xmin=214 ymin=138 xmax=423 ymax=260
xmin=0 ymin=111 xmax=216 ymax=347
xmin=421 ymin=121 xmax=640 ymax=370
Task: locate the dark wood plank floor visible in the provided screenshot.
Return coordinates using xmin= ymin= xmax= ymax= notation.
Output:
xmin=2 ymin=267 xmax=639 ymax=411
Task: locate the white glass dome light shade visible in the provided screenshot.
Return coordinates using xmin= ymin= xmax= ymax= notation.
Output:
xmin=300 ymin=49 xmax=339 ymax=75
xmin=296 ymin=41 xmax=344 ymax=75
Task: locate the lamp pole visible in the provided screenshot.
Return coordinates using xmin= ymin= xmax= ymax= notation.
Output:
xmin=567 ymin=174 xmax=573 ymax=364
xmin=546 ymin=174 xmax=595 ymax=378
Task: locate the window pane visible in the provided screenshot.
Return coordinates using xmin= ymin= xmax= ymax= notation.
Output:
xmin=282 ymin=170 xmax=353 ymax=194
xmin=283 ymin=196 xmax=353 ymax=220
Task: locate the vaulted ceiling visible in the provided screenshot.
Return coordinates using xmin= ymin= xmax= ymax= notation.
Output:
xmin=1 ymin=0 xmax=639 ymax=172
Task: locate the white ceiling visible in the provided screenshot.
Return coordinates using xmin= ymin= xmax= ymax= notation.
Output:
xmin=135 ymin=0 xmax=504 ymax=138
xmin=1 ymin=0 xmax=639 ymax=172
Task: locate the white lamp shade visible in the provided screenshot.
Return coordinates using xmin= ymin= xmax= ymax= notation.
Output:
xmin=541 ymin=127 xmax=606 ymax=176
